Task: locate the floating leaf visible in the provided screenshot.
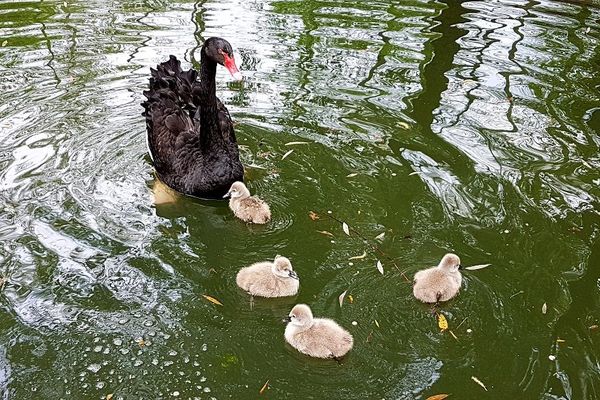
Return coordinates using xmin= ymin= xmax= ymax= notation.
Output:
xmin=426 ymin=395 xmax=449 ymax=400
xmin=136 ymin=338 xmax=146 ymax=348
xmin=408 ymin=171 xmax=421 ymax=176
xmin=346 ymin=173 xmax=358 ymax=178
xmin=590 ymin=324 xmax=598 ymax=330
xmin=317 ymin=230 xmax=334 ymax=237
xmin=342 ymin=222 xmax=350 ymax=236
xmin=202 ymin=294 xmax=223 ymax=306
xmin=348 ymin=295 xmax=354 ymax=303
xmin=471 ymin=376 xmax=488 ymax=391
xmin=374 ymin=319 xmax=380 ymax=328
xmin=375 ymin=232 xmax=385 ymax=240
xmin=556 ymin=339 xmax=565 ymax=343
xmin=106 ymin=394 xmax=113 ymax=400
xmin=284 ymin=141 xmax=308 ymax=146
xmin=1 ymin=40 xmax=7 ymax=47
xmin=542 ymin=302 xmax=547 ymax=314
xmin=464 ymin=263 xmax=491 ymax=271
xmin=349 ymin=251 xmax=367 ymax=260
xmin=437 ymin=313 xmax=448 ymax=331
xmin=281 ymin=149 xmax=294 ymax=160
xmin=397 ymin=121 xmax=410 ymax=129
xmin=308 ymin=211 xmax=320 ymax=221
xmin=338 ymin=290 xmax=347 ymax=308
xmin=259 ymin=380 xmax=269 ymax=394
xmin=376 ymin=260 xmax=384 ymax=275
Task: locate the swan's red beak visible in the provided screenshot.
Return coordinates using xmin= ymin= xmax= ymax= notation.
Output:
xmin=223 ymin=53 xmax=242 ymax=81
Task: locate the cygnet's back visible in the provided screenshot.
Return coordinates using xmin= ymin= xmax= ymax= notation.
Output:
xmin=284 ymin=304 xmax=353 ymax=359
xmin=224 ymin=181 xmax=271 ymax=224
xmin=413 ymin=253 xmax=462 ymax=303
xmin=236 ymin=256 xmax=299 ymax=298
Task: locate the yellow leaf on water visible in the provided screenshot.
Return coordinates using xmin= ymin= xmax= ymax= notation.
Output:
xmin=259 ymin=379 xmax=269 ymax=394
xmin=348 ymin=295 xmax=353 ymax=303
xmin=317 ymin=230 xmax=334 ymax=237
xmin=471 ymin=376 xmax=488 ymax=391
xmin=1 ymin=40 xmax=7 ymax=47
xmin=202 ymin=294 xmax=223 ymax=306
xmin=338 ymin=290 xmax=347 ymax=308
xmin=397 ymin=121 xmax=410 ymax=129
xmin=374 ymin=319 xmax=380 ymax=328
xmin=426 ymin=395 xmax=449 ymax=400
xmin=342 ymin=222 xmax=350 ymax=236
xmin=281 ymin=149 xmax=294 ymax=160
xmin=438 ymin=313 xmax=448 ymax=331
xmin=106 ymin=394 xmax=113 ymax=400
xmin=349 ymin=251 xmax=367 ymax=260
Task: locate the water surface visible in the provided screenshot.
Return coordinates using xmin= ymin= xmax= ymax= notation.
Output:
xmin=0 ymin=0 xmax=599 ymax=398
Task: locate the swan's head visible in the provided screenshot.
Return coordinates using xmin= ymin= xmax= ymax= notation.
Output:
xmin=203 ymin=37 xmax=242 ymax=81
xmin=272 ymin=256 xmax=298 ymax=280
xmin=438 ymin=253 xmax=461 ymax=272
xmin=223 ymin=181 xmax=250 ymax=199
xmin=285 ymin=304 xmax=313 ymax=328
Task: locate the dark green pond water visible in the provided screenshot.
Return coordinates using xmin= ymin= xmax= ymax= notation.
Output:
xmin=1 ymin=0 xmax=600 ymax=398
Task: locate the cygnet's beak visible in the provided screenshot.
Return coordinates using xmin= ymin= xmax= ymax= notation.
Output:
xmin=222 ymin=190 xmax=231 ymax=199
xmin=282 ymin=316 xmax=292 ymax=323
xmin=457 ymin=264 xmax=463 ymax=270
xmin=288 ymin=270 xmax=299 ymax=280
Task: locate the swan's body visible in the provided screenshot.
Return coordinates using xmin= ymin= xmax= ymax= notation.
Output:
xmin=224 ymin=181 xmax=271 ymax=224
xmin=142 ymin=38 xmax=243 ymax=199
xmin=284 ymin=304 xmax=353 ymax=359
xmin=236 ymin=256 xmax=299 ymax=297
xmin=413 ymin=253 xmax=462 ymax=303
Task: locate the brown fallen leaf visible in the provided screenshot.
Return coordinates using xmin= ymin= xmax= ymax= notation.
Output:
xmin=317 ymin=230 xmax=334 ymax=237
xmin=259 ymin=379 xmax=269 ymax=395
xmin=106 ymin=394 xmax=114 ymax=400
xmin=202 ymin=294 xmax=223 ymax=306
xmin=589 ymin=325 xmax=598 ymax=330
xmin=338 ymin=290 xmax=347 ymax=308
xmin=426 ymin=395 xmax=449 ymax=400
xmin=136 ymin=338 xmax=146 ymax=348
xmin=308 ymin=211 xmax=320 ymax=221
xmin=348 ymin=295 xmax=354 ymax=303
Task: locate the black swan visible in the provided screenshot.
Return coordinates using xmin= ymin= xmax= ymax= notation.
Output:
xmin=142 ymin=37 xmax=244 ymax=199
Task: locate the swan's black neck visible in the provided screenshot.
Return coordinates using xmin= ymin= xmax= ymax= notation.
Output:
xmin=199 ymin=48 xmax=224 ymax=151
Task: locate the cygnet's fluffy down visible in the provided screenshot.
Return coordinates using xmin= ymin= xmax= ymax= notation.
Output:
xmin=413 ymin=253 xmax=462 ymax=303
xmin=236 ymin=256 xmax=299 ymax=298
xmin=224 ymin=181 xmax=271 ymax=224
xmin=284 ymin=304 xmax=353 ymax=359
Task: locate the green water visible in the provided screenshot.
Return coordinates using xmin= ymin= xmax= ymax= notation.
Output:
xmin=1 ymin=0 xmax=599 ymax=398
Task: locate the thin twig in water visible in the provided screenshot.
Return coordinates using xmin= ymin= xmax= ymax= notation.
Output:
xmin=322 ymin=211 xmax=411 ymax=282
